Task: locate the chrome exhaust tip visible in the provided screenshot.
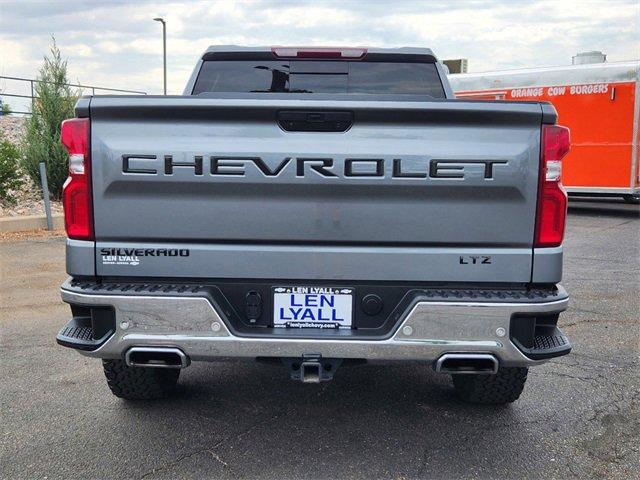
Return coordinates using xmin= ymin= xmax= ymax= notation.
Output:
xmin=435 ymin=353 xmax=499 ymax=375
xmin=125 ymin=347 xmax=190 ymax=369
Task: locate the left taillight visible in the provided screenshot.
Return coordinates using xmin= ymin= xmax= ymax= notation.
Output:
xmin=534 ymin=124 xmax=570 ymax=248
xmin=61 ymin=117 xmax=93 ymax=240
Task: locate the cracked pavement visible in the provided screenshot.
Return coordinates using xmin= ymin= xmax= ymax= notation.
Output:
xmin=1 ymin=198 xmax=638 ymax=479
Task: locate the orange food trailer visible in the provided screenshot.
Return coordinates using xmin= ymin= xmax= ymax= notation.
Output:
xmin=448 ymin=61 xmax=640 ymax=202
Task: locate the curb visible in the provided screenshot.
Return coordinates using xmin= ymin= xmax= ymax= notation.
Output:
xmin=0 ymin=214 xmax=64 ymax=233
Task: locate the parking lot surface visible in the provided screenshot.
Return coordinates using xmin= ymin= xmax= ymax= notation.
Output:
xmin=1 ymin=199 xmax=638 ymax=480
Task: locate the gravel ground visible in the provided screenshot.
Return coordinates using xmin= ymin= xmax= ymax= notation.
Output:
xmin=0 ymin=115 xmax=63 ymax=217
xmin=0 ymin=116 xmax=24 ymax=144
xmin=0 ymin=199 xmax=638 ymax=480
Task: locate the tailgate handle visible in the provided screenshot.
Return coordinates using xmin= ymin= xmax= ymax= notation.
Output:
xmin=278 ymin=110 xmax=353 ymax=132
xmin=306 ymin=113 xmax=324 ymax=122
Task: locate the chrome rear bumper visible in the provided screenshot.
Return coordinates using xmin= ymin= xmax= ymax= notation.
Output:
xmin=60 ymin=284 xmax=569 ymax=367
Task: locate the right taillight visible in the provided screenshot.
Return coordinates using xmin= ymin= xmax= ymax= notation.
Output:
xmin=61 ymin=117 xmax=93 ymax=240
xmin=535 ymin=124 xmax=570 ymax=248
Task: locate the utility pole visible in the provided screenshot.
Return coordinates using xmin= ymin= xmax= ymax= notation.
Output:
xmin=153 ymin=17 xmax=167 ymax=95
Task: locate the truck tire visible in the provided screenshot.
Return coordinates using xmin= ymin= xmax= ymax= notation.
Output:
xmin=623 ymin=194 xmax=640 ymax=205
xmin=102 ymin=360 xmax=180 ymax=400
xmin=452 ymin=367 xmax=528 ymax=405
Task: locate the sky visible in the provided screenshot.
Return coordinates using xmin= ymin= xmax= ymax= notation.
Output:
xmin=0 ymin=0 xmax=638 ymax=109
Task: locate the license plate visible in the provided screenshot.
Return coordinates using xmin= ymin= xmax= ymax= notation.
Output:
xmin=273 ymin=286 xmax=353 ymax=329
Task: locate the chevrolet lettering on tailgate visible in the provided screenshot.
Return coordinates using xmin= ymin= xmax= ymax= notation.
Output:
xmin=123 ymin=155 xmax=509 ymax=180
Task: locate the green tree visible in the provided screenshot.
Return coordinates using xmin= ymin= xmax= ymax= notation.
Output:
xmin=21 ymin=39 xmax=79 ymax=199
xmin=0 ymin=133 xmax=23 ymax=203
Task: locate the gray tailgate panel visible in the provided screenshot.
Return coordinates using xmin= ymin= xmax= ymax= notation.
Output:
xmin=89 ymin=97 xmax=542 ymax=281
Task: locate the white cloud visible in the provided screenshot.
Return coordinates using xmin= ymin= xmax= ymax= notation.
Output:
xmin=96 ymin=41 xmax=122 ymax=54
xmin=66 ymin=43 xmax=93 ymax=57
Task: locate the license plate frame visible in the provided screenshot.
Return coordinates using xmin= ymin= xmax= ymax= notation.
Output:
xmin=272 ymin=286 xmax=354 ymax=329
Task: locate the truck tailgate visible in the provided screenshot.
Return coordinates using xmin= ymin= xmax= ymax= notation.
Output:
xmin=88 ymin=97 xmax=544 ymax=282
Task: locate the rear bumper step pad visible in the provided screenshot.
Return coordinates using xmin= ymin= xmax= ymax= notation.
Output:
xmin=56 ymin=316 xmax=114 ymax=351
xmin=525 ymin=327 xmax=572 ymax=360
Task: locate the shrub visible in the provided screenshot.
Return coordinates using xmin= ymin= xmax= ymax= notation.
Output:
xmin=0 ymin=134 xmax=23 ymax=204
xmin=1 ymin=102 xmax=10 ymax=116
xmin=21 ymin=39 xmax=78 ymax=200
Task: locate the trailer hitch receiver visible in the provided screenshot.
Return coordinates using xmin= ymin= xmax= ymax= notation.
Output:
xmin=282 ymin=354 xmax=343 ymax=383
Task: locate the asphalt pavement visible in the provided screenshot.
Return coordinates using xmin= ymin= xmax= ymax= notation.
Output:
xmin=1 ymin=198 xmax=638 ymax=479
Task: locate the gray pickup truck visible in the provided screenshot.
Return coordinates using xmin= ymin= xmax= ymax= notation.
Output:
xmin=57 ymin=46 xmax=571 ymax=404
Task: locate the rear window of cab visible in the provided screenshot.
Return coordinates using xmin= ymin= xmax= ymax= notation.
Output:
xmin=192 ymin=60 xmax=446 ymax=98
